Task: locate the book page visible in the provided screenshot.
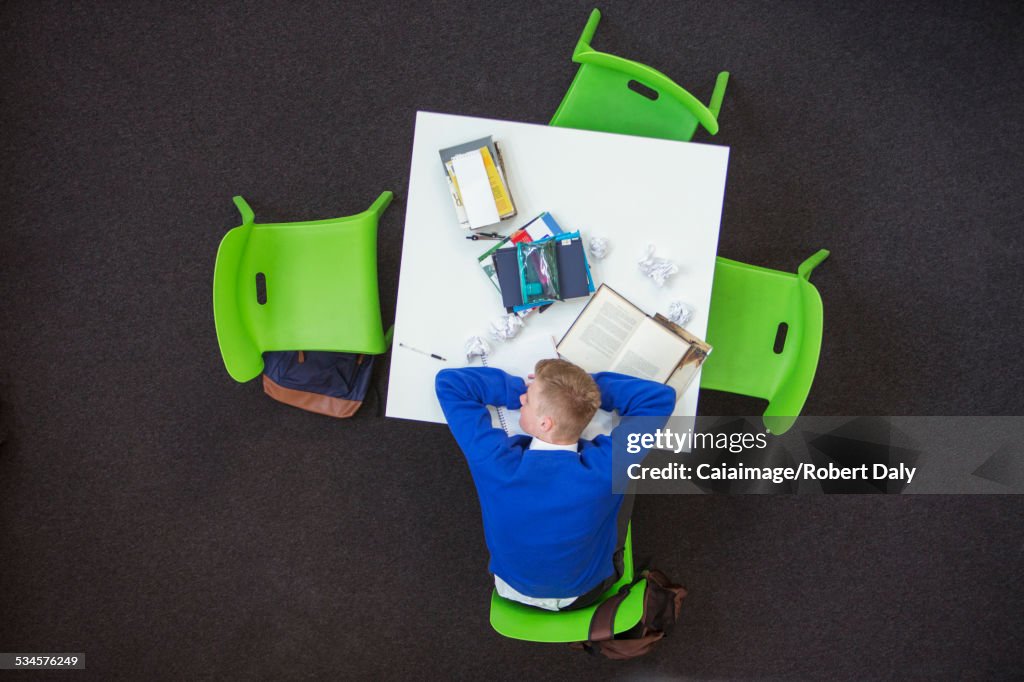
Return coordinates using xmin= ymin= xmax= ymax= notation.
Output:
xmin=479 ymin=147 xmax=513 ymax=217
xmin=609 ymin=317 xmax=688 ymax=383
xmin=444 ymin=161 xmax=470 ymax=228
xmin=652 ymin=312 xmax=712 ymax=400
xmin=557 ymin=286 xmax=646 ymax=373
xmin=451 ymin=149 xmax=500 ymax=228
xmin=665 ymin=340 xmax=711 ymax=398
xmin=492 ymin=141 xmax=517 ymax=219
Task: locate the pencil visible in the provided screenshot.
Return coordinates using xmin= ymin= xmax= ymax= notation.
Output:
xmin=399 ymin=342 xmax=447 ymax=362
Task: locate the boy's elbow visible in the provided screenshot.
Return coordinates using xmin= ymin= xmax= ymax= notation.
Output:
xmin=656 ymin=384 xmax=677 ymax=413
xmin=638 ymin=382 xmax=676 ymax=416
xmin=435 ymin=367 xmax=486 ymax=403
xmin=434 ymin=368 xmax=460 ymax=398
xmin=434 ymin=368 xmax=453 ymax=388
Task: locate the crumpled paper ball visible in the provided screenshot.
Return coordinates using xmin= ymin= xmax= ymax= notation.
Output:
xmin=489 ymin=313 xmax=524 ymax=341
xmin=665 ymin=300 xmax=694 ymax=327
xmin=637 ymin=244 xmax=678 ymax=287
xmin=464 ymin=335 xmax=490 ymax=361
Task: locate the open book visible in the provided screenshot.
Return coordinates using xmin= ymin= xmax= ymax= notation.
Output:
xmin=556 ymin=285 xmax=711 ymax=395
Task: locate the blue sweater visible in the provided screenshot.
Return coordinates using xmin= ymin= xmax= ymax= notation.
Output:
xmin=435 ymin=368 xmax=675 ymax=599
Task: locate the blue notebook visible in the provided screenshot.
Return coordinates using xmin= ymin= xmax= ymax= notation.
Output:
xmin=555 ymin=234 xmax=594 ymax=300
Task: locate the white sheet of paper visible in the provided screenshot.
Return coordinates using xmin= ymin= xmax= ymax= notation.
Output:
xmin=451 ymin=150 xmax=500 ymax=228
xmin=488 ymin=333 xmax=558 ymax=379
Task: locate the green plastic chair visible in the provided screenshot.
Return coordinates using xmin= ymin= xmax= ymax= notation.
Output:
xmin=699 ymin=250 xmax=830 ymax=435
xmin=489 ymin=524 xmax=645 ymax=642
xmin=212 ymin=192 xmax=394 ymax=383
xmin=550 ymin=8 xmax=729 ymax=142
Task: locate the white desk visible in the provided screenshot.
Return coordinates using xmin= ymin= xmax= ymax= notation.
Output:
xmin=387 ymin=111 xmax=730 ymax=425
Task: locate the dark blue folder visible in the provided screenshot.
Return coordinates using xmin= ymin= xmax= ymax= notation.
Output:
xmin=556 ymin=238 xmax=592 ymax=300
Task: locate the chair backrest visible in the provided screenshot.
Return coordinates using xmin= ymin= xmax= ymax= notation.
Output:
xmin=700 ymin=250 xmax=829 ymax=434
xmin=212 ymin=192 xmax=393 ymax=383
xmin=489 ymin=524 xmax=643 ymax=643
xmin=550 ymin=8 xmax=728 ymax=142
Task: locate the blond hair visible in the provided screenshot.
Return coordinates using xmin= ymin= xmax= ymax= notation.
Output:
xmin=533 ymin=359 xmax=601 ymax=441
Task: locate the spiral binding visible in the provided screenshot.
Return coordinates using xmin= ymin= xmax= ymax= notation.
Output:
xmin=479 ymin=351 xmax=511 ymax=435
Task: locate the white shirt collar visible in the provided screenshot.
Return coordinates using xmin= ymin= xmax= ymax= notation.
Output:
xmin=528 ymin=437 xmax=578 ymax=452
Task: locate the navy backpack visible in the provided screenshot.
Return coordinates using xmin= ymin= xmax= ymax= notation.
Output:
xmin=261 ymin=351 xmax=375 ymax=418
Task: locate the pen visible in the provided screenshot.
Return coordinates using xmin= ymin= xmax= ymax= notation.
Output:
xmin=399 ymin=342 xmax=447 ymax=362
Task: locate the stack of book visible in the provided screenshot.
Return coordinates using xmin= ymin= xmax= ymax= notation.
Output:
xmin=477 ymin=212 xmax=595 ymax=313
xmin=440 ymin=137 xmax=517 ymax=229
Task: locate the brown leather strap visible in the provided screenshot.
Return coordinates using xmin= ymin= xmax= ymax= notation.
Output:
xmin=587 ymin=586 xmax=633 ymax=642
xmin=262 ymin=374 xmax=362 ymax=418
xmin=645 ymin=569 xmax=688 ymax=620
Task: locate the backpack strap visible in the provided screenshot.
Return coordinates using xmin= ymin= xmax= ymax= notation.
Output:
xmin=587 ymin=584 xmax=636 ymax=642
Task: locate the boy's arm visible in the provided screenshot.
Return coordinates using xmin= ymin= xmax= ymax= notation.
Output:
xmin=593 ymin=371 xmax=676 ymax=417
xmin=434 ymin=367 xmax=526 ymax=463
xmin=590 ymin=372 xmax=676 ymax=475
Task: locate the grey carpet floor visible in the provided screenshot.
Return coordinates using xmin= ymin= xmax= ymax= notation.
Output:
xmin=1 ymin=1 xmax=1022 ymax=679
